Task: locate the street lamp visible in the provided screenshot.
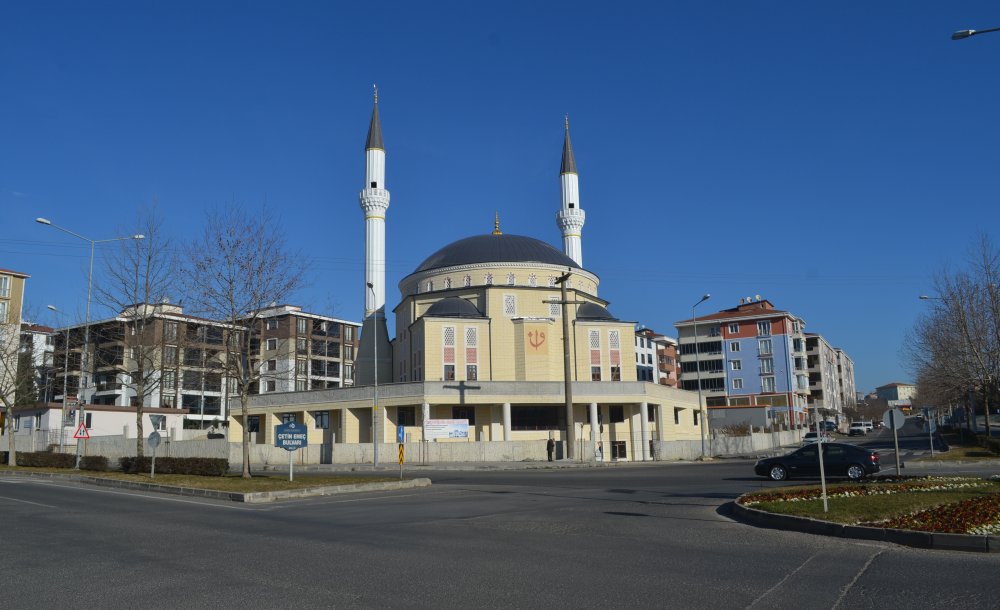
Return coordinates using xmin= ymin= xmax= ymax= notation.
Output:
xmin=366 ymin=281 xmax=379 ymax=468
xmin=36 ymin=218 xmax=144 ymax=467
xmin=692 ymin=293 xmax=711 ymax=459
xmin=952 ymin=26 xmax=1000 ymax=40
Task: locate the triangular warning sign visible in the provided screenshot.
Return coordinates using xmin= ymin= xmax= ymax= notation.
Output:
xmin=73 ymin=423 xmax=90 ymax=439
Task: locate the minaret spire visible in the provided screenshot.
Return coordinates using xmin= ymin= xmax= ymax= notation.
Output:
xmin=556 ymin=115 xmax=585 ymax=266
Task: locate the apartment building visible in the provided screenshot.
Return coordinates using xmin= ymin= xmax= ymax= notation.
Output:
xmin=675 ymin=297 xmax=810 ymax=429
xmin=836 ymin=349 xmax=856 ymax=415
xmin=52 ymin=302 xmax=361 ymax=428
xmin=18 ymin=323 xmax=56 ymax=403
xmin=657 ymin=335 xmax=679 ymax=388
xmin=1 ymin=269 xmax=30 ymax=427
xmin=805 ymin=333 xmax=845 ymax=417
xmin=247 ymin=305 xmax=361 ymax=393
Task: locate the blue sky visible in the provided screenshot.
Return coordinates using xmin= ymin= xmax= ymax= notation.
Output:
xmin=3 ymin=2 xmax=999 ymax=394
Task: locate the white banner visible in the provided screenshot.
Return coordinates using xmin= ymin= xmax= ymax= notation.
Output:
xmin=424 ymin=419 xmax=469 ymax=440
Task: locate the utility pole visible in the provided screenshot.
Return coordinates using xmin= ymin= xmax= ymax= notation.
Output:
xmin=552 ymin=271 xmax=587 ymax=460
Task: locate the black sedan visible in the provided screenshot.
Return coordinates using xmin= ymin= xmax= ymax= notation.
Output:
xmin=754 ymin=442 xmax=880 ymax=481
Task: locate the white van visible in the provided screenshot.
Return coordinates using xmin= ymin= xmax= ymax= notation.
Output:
xmin=849 ymin=422 xmax=868 ymax=436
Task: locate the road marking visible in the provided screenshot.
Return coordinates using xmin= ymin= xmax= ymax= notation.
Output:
xmin=745 ymin=550 xmax=820 ymax=609
xmin=0 ymin=494 xmax=58 ymax=509
xmin=28 ymin=480 xmax=269 ymax=511
xmin=832 ymin=550 xmax=883 ymax=609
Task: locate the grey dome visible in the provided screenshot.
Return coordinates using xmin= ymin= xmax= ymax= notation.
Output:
xmin=576 ymin=302 xmax=617 ymax=321
xmin=425 ymin=297 xmax=484 ymax=319
xmin=413 ymin=234 xmax=581 ymax=274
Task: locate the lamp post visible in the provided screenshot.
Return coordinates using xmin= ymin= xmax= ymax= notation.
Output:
xmin=47 ymin=305 xmax=70 ymax=453
xmin=952 ymin=26 xmax=1000 ymax=40
xmin=36 ymin=218 xmax=144 ymax=467
xmin=366 ymin=281 xmax=379 ymax=468
xmin=692 ymin=293 xmax=711 ymax=459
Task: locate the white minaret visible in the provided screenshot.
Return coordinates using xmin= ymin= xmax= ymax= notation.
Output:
xmin=360 ymin=86 xmax=390 ymax=316
xmin=556 ymin=115 xmax=585 ymax=266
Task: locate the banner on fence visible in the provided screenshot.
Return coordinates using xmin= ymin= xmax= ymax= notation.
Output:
xmin=424 ymin=419 xmax=469 ymax=440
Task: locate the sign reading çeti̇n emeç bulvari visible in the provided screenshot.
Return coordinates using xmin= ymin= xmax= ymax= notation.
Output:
xmin=275 ymin=422 xmax=308 ymax=451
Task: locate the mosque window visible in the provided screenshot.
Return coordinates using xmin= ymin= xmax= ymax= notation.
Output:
xmin=548 ymin=276 xmax=556 ymax=288
xmin=444 ymin=278 xmax=452 ymax=289
xmin=591 ymin=366 xmax=602 ymax=381
xmin=463 ymin=275 xmax=472 ymax=287
xmin=528 ymin=274 xmax=537 ymax=287
xmin=443 ymin=365 xmax=456 ymax=381
xmin=425 ymin=280 xmax=433 ymax=292
xmin=465 ymin=327 xmax=478 ymax=364
xmin=466 ymin=365 xmax=478 ymax=381
xmin=503 ymin=295 xmax=517 ymax=317
xmin=485 ymin=273 xmax=493 ymax=285
xmin=506 ymin=273 xmax=515 ymax=286
xmin=548 ymin=299 xmax=560 ymax=318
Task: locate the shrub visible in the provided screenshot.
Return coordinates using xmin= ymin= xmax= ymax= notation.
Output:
xmin=14 ymin=452 xmax=76 ymax=468
xmin=80 ymin=456 xmax=109 ymax=471
xmin=119 ymin=456 xmax=229 ymax=476
xmin=718 ymin=421 xmax=752 ymax=437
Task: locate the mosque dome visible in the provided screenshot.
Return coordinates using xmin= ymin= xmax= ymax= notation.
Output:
xmin=412 ymin=234 xmax=582 ymax=274
xmin=575 ymin=302 xmax=617 ymax=321
xmin=424 ymin=297 xmax=484 ymax=318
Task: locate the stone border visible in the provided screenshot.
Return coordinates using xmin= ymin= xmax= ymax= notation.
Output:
xmin=0 ymin=471 xmax=431 ymax=503
xmin=732 ymin=498 xmax=1000 ymax=553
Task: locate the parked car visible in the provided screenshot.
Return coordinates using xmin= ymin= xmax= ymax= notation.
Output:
xmin=848 ymin=422 xmax=868 ymax=436
xmin=821 ymin=421 xmax=837 ymax=432
xmin=802 ymin=431 xmax=832 ymax=444
xmin=754 ymin=443 xmax=880 ymax=481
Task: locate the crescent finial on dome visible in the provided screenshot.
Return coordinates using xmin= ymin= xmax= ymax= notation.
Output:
xmin=493 ymin=211 xmax=502 ymax=235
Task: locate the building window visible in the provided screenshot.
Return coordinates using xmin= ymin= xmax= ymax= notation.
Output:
xmin=296 ymin=359 xmax=307 ymax=376
xmin=425 ymin=280 xmax=433 ymax=292
xmin=266 ymin=338 xmax=277 ymax=351
xmin=281 ymin=413 xmax=296 ymax=424
xmin=503 ymin=294 xmax=517 ymax=317
xmin=163 ymin=346 xmax=177 ymax=366
xmin=591 ymin=366 xmax=602 ymax=381
xmin=762 ymin=376 xmax=776 ymax=393
xmin=463 ymin=275 xmax=471 ymax=287
xmin=548 ymin=298 xmax=560 ymax=317
xmin=708 ymin=326 xmax=720 ymax=337
xmin=247 ymin=416 xmax=260 ymax=433
xmin=443 ymin=364 xmax=455 ymax=381
xmin=793 ymin=338 xmax=803 ymax=352
xmin=611 ymin=366 xmax=621 ymax=381
xmin=453 ymin=406 xmax=475 ymax=425
xmin=609 ymin=405 xmax=624 ymax=423
xmin=163 ymin=321 xmax=178 ymax=341
xmin=296 ymin=379 xmax=307 ymax=391
xmin=728 ymin=323 xmax=739 ymax=334
xmin=397 ymin=406 xmax=416 ymax=426
xmin=466 ymin=364 xmax=478 ymax=381
xmin=297 ymin=318 xmax=308 ymax=334
xmin=548 ymin=276 xmax=556 ymax=288
xmin=731 ymin=360 xmax=742 ymax=371
xmin=760 ymin=357 xmax=774 ymax=374
xmin=485 ymin=273 xmax=493 ymax=285
xmin=267 ymin=359 xmax=277 ymax=372
xmin=732 ymin=378 xmax=743 ymax=389
xmin=730 ymin=341 xmax=740 ymax=352
xmin=162 ymin=370 xmax=176 ymax=389
xmin=758 ymin=339 xmax=772 ymax=355
xmin=314 ymin=411 xmax=329 ymax=429
xmin=506 ymin=273 xmax=515 ymax=286
xmin=266 ymin=318 xmax=279 ymax=330
xmin=265 ymin=380 xmax=276 ymax=392
xmin=793 ymin=320 xmax=802 ymax=333
xmin=528 ymin=274 xmax=537 ymax=287
xmin=757 ymin=321 xmax=771 ymax=336
xmin=344 ymin=326 xmax=353 ymax=341
xmin=444 ymin=278 xmax=452 ymax=289
xmin=0 ymin=275 xmax=9 ymax=298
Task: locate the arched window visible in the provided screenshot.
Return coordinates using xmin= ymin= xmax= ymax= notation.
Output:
xmin=506 ymin=273 xmax=515 ymax=286
xmin=463 ymin=275 xmax=472 ymax=287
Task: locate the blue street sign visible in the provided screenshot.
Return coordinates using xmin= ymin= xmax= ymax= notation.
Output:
xmin=397 ymin=425 xmax=405 ymax=443
xmin=275 ymin=421 xmax=308 ymax=451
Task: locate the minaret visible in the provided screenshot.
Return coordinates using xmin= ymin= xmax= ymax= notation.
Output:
xmin=556 ymin=115 xmax=585 ymax=266
xmin=361 ymin=86 xmax=389 ymax=315
xmin=357 ymin=86 xmax=392 ymax=388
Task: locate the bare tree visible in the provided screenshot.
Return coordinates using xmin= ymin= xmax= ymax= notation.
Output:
xmin=908 ymin=235 xmax=1000 ymax=437
xmin=183 ymin=205 xmax=303 ymax=478
xmin=94 ymin=206 xmax=175 ymax=458
xmin=0 ymin=317 xmax=30 ymax=466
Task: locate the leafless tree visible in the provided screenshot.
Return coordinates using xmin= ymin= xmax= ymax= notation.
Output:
xmin=0 ymin=317 xmax=29 ymax=466
xmin=94 ymin=206 xmax=175 ymax=458
xmin=907 ymin=235 xmax=1000 ymax=437
xmin=183 ymin=204 xmax=303 ymax=478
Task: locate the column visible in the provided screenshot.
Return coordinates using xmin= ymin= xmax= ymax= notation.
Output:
xmin=502 ymin=402 xmax=511 ymax=441
xmin=639 ymin=401 xmax=650 ymax=462
xmin=589 ymin=402 xmax=599 ymax=462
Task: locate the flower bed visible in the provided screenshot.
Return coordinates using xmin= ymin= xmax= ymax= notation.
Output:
xmin=862 ymin=494 xmax=1000 ymax=534
xmin=739 ymin=476 xmax=992 ymax=507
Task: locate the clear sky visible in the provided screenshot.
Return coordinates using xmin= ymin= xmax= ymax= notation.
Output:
xmin=3 ymin=2 xmax=999 ymax=394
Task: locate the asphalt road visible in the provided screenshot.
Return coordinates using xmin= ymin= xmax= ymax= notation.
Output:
xmin=3 ymin=460 xmax=1000 ymax=609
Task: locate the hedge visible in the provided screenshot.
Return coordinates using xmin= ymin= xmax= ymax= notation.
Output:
xmin=119 ymin=456 xmax=229 ymax=476
xmin=80 ymin=456 xmax=109 ymax=471
xmin=11 ymin=452 xmax=77 ymax=468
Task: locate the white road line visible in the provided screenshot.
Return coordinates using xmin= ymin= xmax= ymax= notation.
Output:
xmin=745 ymin=550 xmax=820 ymax=609
xmin=832 ymin=550 xmax=883 ymax=609
xmin=0 ymin=494 xmax=58 ymax=509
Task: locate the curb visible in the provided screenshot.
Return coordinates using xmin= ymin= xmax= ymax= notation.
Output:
xmin=732 ymin=499 xmax=999 ymax=553
xmin=0 ymin=471 xmax=432 ymax=503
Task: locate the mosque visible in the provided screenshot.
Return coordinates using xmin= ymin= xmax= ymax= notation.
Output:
xmin=232 ymin=94 xmax=702 ymax=463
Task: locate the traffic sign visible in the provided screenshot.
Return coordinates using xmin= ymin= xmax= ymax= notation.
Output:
xmin=398 ymin=443 xmax=404 ymax=465
xmin=397 ymin=426 xmax=405 ymax=443
xmin=275 ymin=421 xmax=308 ymax=451
xmin=73 ymin=423 xmax=90 ymax=439
xmin=883 ymin=408 xmax=906 ymax=430
xmin=148 ymin=431 xmax=162 ymax=449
